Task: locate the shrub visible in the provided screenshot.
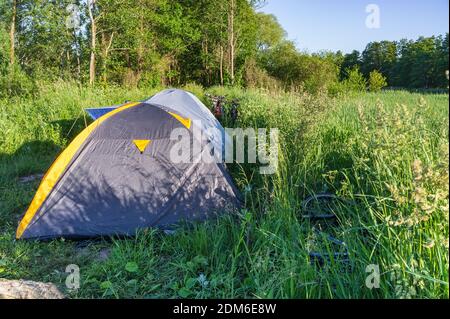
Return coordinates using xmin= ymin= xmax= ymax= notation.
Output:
xmin=0 ymin=28 xmax=9 ymax=75
xmin=183 ymin=82 xmax=205 ymax=100
xmin=327 ymin=81 xmax=347 ymax=97
xmin=0 ymin=64 xmax=37 ymax=98
xmin=258 ymin=41 xmax=339 ymax=94
xmin=368 ymin=70 xmax=388 ymax=92
xmin=343 ymin=66 xmax=367 ymax=92
xmin=243 ymin=58 xmax=281 ymax=91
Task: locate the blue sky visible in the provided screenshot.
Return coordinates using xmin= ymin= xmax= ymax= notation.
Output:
xmin=259 ymin=0 xmax=449 ymax=53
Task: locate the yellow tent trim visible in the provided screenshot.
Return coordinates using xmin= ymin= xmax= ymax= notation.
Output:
xmin=168 ymin=112 xmax=191 ymax=129
xmin=133 ymin=140 xmax=151 ymax=153
xmin=16 ymin=102 xmax=141 ymax=239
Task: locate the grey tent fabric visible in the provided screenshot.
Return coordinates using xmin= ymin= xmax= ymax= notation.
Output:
xmin=18 ymin=92 xmax=241 ymax=240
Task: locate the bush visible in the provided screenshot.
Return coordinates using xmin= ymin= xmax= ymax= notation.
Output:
xmin=0 ymin=27 xmax=36 ymax=98
xmin=368 ymin=70 xmax=388 ymax=92
xmin=243 ymin=58 xmax=281 ymax=91
xmin=0 ymin=28 xmax=9 ymax=75
xmin=327 ymin=81 xmax=347 ymax=97
xmin=0 ymin=64 xmax=37 ymax=98
xmin=183 ymin=82 xmax=205 ymax=100
xmin=343 ymin=66 xmax=367 ymax=92
xmin=258 ymin=41 xmax=339 ymax=94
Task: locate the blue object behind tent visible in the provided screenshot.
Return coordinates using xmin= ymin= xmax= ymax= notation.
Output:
xmin=85 ymin=97 xmax=153 ymax=120
xmin=85 ymin=106 xmax=119 ymax=120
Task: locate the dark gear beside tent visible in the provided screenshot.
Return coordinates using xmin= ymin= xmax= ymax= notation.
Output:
xmin=16 ymin=89 xmax=241 ymax=240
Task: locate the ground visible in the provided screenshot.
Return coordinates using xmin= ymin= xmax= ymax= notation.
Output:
xmin=0 ymin=83 xmax=448 ymax=298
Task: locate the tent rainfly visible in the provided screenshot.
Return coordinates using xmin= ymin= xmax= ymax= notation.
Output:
xmin=16 ymin=89 xmax=241 ymax=240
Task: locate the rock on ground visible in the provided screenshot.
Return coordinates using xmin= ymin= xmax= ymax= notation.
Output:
xmin=0 ymin=279 xmax=65 ymax=299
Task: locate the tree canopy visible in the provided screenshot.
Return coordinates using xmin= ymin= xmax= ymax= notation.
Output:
xmin=0 ymin=0 xmax=448 ymax=94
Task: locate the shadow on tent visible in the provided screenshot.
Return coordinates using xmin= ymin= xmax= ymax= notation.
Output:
xmin=19 ymin=157 xmax=239 ymax=240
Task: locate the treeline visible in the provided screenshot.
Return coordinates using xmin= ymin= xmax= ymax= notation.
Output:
xmin=0 ymin=0 xmax=448 ymax=98
xmin=0 ymin=0 xmax=269 ymax=89
xmin=340 ymin=35 xmax=449 ymax=89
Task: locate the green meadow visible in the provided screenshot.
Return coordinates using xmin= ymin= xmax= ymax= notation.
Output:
xmin=0 ymin=82 xmax=448 ymax=298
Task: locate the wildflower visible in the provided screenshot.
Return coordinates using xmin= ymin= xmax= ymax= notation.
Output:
xmin=423 ymin=240 xmax=435 ymax=249
xmin=198 ymin=273 xmax=209 ymax=288
xmin=442 ymin=237 xmax=449 ymax=249
xmin=412 ymin=159 xmax=423 ymax=182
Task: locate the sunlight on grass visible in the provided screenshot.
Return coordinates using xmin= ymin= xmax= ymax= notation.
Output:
xmin=0 ymin=83 xmax=448 ymax=298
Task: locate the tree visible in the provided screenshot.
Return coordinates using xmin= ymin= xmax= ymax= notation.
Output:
xmin=361 ymin=41 xmax=397 ymax=82
xmin=409 ymin=37 xmax=437 ymax=88
xmin=258 ymin=41 xmax=339 ymax=93
xmin=0 ymin=25 xmax=11 ymax=74
xmin=368 ymin=70 xmax=387 ymax=92
xmin=9 ymin=0 xmax=16 ymax=65
xmin=228 ymin=0 xmax=236 ymax=85
xmin=340 ymin=50 xmax=361 ymax=80
xmin=88 ymin=0 xmax=97 ymax=85
xmin=343 ymin=66 xmax=367 ymax=92
xmin=390 ymin=39 xmax=413 ymax=87
xmin=434 ymin=33 xmax=449 ymax=88
xmin=5 ymin=0 xmax=84 ymax=80
xmin=0 ymin=1 xmax=447 ymax=90
xmin=255 ymin=13 xmax=285 ymax=51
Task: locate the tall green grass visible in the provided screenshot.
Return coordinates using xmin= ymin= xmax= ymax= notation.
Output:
xmin=0 ymin=83 xmax=448 ymax=298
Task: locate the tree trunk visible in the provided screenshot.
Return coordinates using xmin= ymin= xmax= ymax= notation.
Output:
xmin=9 ymin=0 xmax=17 ymax=66
xmin=228 ymin=0 xmax=235 ymax=85
xmin=202 ymin=40 xmax=210 ymax=86
xmin=88 ymin=0 xmax=96 ymax=86
xmin=131 ymin=1 xmax=146 ymax=87
xmin=76 ymin=55 xmax=81 ymax=80
xmin=66 ymin=50 xmax=71 ymax=76
xmin=74 ymin=30 xmax=81 ymax=80
xmin=101 ymin=32 xmax=114 ymax=84
xmin=219 ymin=45 xmax=224 ymax=86
xmin=136 ymin=12 xmax=145 ymax=86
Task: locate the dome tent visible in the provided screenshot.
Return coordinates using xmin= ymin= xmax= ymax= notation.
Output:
xmin=16 ymin=89 xmax=241 ymax=240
